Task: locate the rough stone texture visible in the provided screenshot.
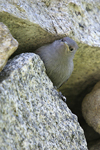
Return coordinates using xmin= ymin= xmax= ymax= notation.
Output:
xmin=0 ymin=0 xmax=100 ymax=101
xmin=0 ymin=22 xmax=18 ymax=72
xmin=82 ymin=81 xmax=100 ymax=134
xmin=0 ymin=53 xmax=88 ymax=150
xmin=0 ymin=0 xmax=100 ymax=51
xmin=0 ymin=0 xmax=100 ymax=146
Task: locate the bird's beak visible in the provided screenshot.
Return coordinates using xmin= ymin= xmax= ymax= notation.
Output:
xmin=64 ymin=42 xmax=69 ymax=52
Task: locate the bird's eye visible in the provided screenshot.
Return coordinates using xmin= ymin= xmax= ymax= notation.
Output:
xmin=69 ymin=46 xmax=73 ymax=51
xmin=61 ymin=39 xmax=64 ymax=42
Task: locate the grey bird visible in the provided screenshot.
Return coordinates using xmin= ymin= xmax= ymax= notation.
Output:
xmin=35 ymin=37 xmax=78 ymax=88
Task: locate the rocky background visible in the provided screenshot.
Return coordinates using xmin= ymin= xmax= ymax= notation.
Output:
xmin=0 ymin=0 xmax=100 ymax=149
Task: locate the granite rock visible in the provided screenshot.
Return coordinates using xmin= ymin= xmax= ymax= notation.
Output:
xmin=0 ymin=0 xmax=100 ymax=147
xmin=0 ymin=22 xmax=18 ymax=72
xmin=0 ymin=0 xmax=100 ymax=112
xmin=0 ymin=53 xmax=88 ymax=150
xmin=0 ymin=0 xmax=100 ymax=48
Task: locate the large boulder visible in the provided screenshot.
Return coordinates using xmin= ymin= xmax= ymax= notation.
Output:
xmin=0 ymin=53 xmax=88 ymax=150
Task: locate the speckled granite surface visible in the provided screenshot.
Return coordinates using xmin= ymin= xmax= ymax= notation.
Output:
xmin=0 ymin=53 xmax=88 ymax=150
xmin=0 ymin=22 xmax=18 ymax=72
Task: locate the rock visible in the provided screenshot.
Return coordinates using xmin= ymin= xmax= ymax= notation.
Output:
xmin=0 ymin=53 xmax=88 ymax=150
xmin=0 ymin=0 xmax=100 ymax=48
xmin=1 ymin=0 xmax=100 ymax=147
xmin=0 ymin=0 xmax=100 ymax=103
xmin=0 ymin=22 xmax=18 ymax=72
xmin=82 ymin=81 xmax=100 ymax=134
xmin=0 ymin=1 xmax=100 ymax=120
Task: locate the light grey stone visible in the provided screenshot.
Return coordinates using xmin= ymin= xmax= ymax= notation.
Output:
xmin=0 ymin=0 xmax=100 ymax=145
xmin=0 ymin=0 xmax=100 ymax=51
xmin=0 ymin=1 xmax=100 ymax=115
xmin=0 ymin=53 xmax=88 ymax=150
xmin=0 ymin=1 xmax=100 ymax=114
xmin=0 ymin=22 xmax=18 ymax=72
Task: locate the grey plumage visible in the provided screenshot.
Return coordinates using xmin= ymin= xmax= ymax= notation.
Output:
xmin=35 ymin=37 xmax=78 ymax=88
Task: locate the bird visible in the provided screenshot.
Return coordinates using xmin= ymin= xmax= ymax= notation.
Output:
xmin=35 ymin=37 xmax=78 ymax=89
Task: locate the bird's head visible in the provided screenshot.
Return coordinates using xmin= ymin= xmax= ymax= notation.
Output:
xmin=61 ymin=37 xmax=78 ymax=55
